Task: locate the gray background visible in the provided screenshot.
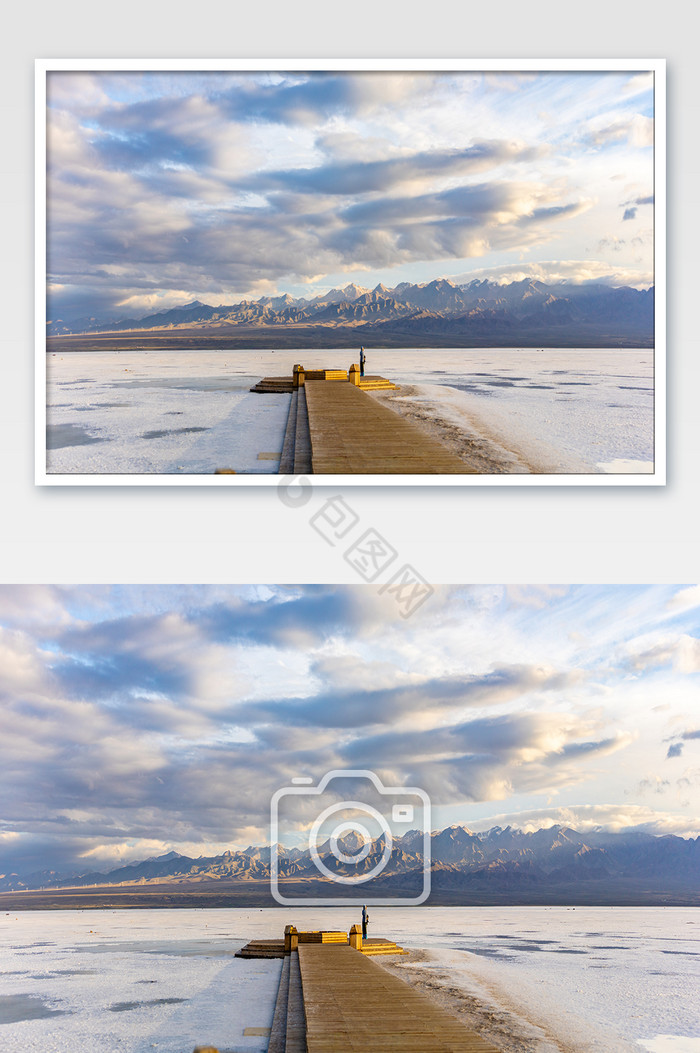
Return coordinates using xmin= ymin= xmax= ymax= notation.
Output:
xmin=3 ymin=2 xmax=695 ymax=584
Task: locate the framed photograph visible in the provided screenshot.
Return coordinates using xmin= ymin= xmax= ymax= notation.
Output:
xmin=36 ymin=59 xmax=665 ymax=485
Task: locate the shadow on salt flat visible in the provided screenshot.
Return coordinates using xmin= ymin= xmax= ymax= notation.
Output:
xmin=46 ymin=423 xmax=109 ymax=449
xmin=458 ymin=945 xmax=518 ymax=961
xmin=108 ymin=997 xmax=188 ymax=1012
xmin=112 ymin=377 xmax=251 ymax=392
xmin=0 ymin=993 xmax=71 ymax=1024
xmin=75 ymin=938 xmax=243 ymax=957
xmin=29 ymin=969 xmax=99 ymax=978
xmin=75 ymin=402 xmax=130 ymax=410
xmin=141 ymin=426 xmax=209 ymax=440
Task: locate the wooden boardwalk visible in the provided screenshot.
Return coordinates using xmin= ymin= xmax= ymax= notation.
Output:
xmin=303 ymin=381 xmax=472 ymax=474
xmin=266 ymin=944 xmax=499 ymax=1052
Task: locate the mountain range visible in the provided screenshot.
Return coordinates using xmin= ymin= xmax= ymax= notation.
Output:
xmin=47 ymin=278 xmax=654 ymax=348
xmin=2 ymin=824 xmax=695 ymax=906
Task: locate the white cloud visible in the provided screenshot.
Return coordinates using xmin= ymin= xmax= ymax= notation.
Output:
xmin=45 ymin=69 xmax=656 ymax=317
xmin=625 ymin=633 xmax=700 ymax=673
xmin=447 ymin=259 xmax=653 ymax=290
xmin=667 ymin=585 xmax=700 ymax=611
xmin=2 ymin=584 xmax=695 ymax=875
xmin=465 ymin=803 xmax=700 ymax=839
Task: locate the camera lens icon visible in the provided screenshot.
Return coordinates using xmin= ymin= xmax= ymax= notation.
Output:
xmin=309 ymin=802 xmax=393 ymax=884
xmin=270 ymin=769 xmax=431 ymax=906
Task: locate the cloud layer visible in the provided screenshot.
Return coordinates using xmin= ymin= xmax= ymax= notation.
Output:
xmin=45 ymin=68 xmax=656 ymax=321
xmin=0 ymin=584 xmax=698 ymax=874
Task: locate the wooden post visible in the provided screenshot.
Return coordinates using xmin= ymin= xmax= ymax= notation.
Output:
xmin=349 ymin=923 xmax=362 ymax=951
xmin=348 ymin=364 xmax=361 ymax=385
xmin=284 ymin=924 xmax=298 ymax=953
xmin=293 ymin=365 xmax=305 ymax=388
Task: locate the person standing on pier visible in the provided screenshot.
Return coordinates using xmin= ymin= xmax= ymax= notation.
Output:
xmin=359 ymin=347 xmax=366 ymax=377
xmin=362 ymin=904 xmax=369 ymax=939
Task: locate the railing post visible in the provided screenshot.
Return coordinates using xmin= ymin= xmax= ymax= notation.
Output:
xmin=349 ymin=924 xmax=362 ymax=950
xmin=285 ymin=924 xmax=299 ymax=953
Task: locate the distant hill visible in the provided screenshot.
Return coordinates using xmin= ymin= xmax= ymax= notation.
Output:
xmin=47 ymin=278 xmax=654 ymax=348
xmin=2 ymin=824 xmax=695 ymax=907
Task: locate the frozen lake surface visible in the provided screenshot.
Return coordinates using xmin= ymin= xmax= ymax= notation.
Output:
xmin=1 ymin=907 xmax=696 ymax=1052
xmin=44 ymin=348 xmax=654 ymax=476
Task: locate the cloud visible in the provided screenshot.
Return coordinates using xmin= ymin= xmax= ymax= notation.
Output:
xmin=622 ymin=195 xmax=653 ymax=222
xmin=197 ymin=588 xmax=370 ymax=648
xmin=636 ymin=775 xmax=670 ymax=794
xmin=625 ymin=634 xmax=700 ymax=673
xmin=243 ymin=664 xmax=584 ymax=729
xmin=254 ymin=141 xmax=545 ymax=198
xmin=45 ymin=69 xmax=655 ymax=319
xmin=448 ymin=259 xmax=653 ymax=290
xmin=667 ymin=585 xmax=700 ymax=612
xmin=340 ymin=711 xmax=632 ymax=805
xmin=584 ymin=114 xmax=654 ymax=149
xmin=2 ymin=584 xmax=690 ymax=876
xmin=621 ymin=72 xmax=655 ymax=98
xmin=664 ymin=728 xmax=700 ymax=761
xmin=465 ymin=803 xmax=700 ymax=839
xmin=217 ymin=71 xmax=433 ymax=127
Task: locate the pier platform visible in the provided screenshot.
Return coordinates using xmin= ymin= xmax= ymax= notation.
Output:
xmin=250 ymin=360 xmax=472 ymax=474
xmin=234 ymin=926 xmax=499 ymax=1052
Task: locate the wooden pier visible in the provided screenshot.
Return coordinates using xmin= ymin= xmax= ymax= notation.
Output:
xmin=263 ymin=362 xmax=471 ymax=475
xmin=232 ymin=926 xmax=499 ymax=1053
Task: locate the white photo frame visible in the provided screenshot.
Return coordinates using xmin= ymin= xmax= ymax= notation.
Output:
xmin=36 ymin=59 xmax=665 ymax=487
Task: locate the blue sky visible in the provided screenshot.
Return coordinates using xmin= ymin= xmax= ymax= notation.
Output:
xmin=0 ymin=584 xmax=697 ymax=874
xmin=46 ymin=68 xmax=655 ymax=323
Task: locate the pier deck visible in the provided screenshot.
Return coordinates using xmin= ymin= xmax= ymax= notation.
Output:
xmin=256 ymin=361 xmax=472 ymax=474
xmin=267 ymin=944 xmax=498 ymax=1052
xmin=303 ymin=380 xmax=470 ymax=474
xmin=236 ymin=926 xmax=500 ymax=1052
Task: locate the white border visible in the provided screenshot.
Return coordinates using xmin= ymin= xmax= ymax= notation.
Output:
xmin=35 ymin=58 xmax=666 ymax=488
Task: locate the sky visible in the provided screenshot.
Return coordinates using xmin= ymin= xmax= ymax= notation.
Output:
xmin=45 ymin=67 xmax=656 ymax=324
xmin=0 ymin=584 xmax=698 ymax=877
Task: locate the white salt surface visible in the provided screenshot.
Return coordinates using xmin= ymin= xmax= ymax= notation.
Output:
xmin=1 ymin=907 xmax=696 ymax=1052
xmin=377 ymin=347 xmax=654 ymax=474
xmin=46 ymin=351 xmax=291 ymax=475
xmin=44 ymin=347 xmax=654 ymax=476
xmin=0 ymin=909 xmax=280 ymax=1052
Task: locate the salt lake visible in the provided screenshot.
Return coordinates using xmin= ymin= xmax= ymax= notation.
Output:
xmin=44 ymin=348 xmax=655 ymax=478
xmin=1 ymin=906 xmax=696 ymax=1053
